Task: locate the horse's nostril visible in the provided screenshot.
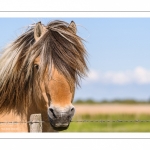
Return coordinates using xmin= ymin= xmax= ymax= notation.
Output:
xmin=49 ymin=108 xmax=57 ymax=118
xmin=49 ymin=108 xmax=53 ymax=112
xmin=71 ymin=107 xmax=74 ymax=112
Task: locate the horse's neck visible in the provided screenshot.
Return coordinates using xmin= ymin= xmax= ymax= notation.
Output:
xmin=0 ymin=111 xmax=28 ymax=132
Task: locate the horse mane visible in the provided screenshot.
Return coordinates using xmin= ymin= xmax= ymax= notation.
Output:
xmin=0 ymin=20 xmax=88 ymax=115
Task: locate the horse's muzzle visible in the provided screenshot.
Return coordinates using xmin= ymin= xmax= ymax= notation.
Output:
xmin=48 ymin=105 xmax=75 ymax=131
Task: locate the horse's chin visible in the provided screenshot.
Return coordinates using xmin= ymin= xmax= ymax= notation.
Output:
xmin=51 ymin=124 xmax=69 ymax=131
xmin=48 ymin=117 xmax=70 ymax=131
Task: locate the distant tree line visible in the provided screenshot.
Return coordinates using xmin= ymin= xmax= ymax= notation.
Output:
xmin=74 ymin=98 xmax=150 ymax=104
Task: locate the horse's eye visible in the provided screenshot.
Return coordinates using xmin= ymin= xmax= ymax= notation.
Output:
xmin=34 ymin=64 xmax=39 ymax=70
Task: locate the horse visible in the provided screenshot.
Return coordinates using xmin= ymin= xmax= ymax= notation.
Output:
xmin=0 ymin=20 xmax=88 ymax=132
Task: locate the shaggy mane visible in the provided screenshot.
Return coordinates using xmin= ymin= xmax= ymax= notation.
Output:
xmin=0 ymin=20 xmax=88 ymax=115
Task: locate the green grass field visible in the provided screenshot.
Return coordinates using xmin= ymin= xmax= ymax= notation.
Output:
xmin=63 ymin=114 xmax=150 ymax=132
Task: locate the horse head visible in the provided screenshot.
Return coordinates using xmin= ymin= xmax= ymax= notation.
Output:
xmin=32 ymin=21 xmax=87 ymax=131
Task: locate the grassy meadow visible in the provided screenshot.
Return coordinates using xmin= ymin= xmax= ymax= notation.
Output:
xmin=63 ymin=99 xmax=150 ymax=132
xmin=64 ymin=114 xmax=150 ymax=132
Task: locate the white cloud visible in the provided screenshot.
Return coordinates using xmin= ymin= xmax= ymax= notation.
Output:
xmin=87 ymin=70 xmax=99 ymax=81
xmin=104 ymin=71 xmax=131 ymax=84
xmin=86 ymin=66 xmax=150 ymax=85
xmin=133 ymin=67 xmax=150 ymax=84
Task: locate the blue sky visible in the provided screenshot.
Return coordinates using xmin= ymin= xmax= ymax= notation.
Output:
xmin=1 ymin=18 xmax=150 ymax=101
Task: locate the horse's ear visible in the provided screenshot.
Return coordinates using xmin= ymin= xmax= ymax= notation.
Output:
xmin=68 ymin=21 xmax=77 ymax=34
xmin=34 ymin=22 xmax=44 ymax=41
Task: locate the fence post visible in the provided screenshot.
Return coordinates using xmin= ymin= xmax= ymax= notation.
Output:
xmin=29 ymin=114 xmax=42 ymax=132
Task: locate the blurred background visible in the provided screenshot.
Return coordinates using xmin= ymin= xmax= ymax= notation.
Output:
xmin=1 ymin=18 xmax=150 ymax=132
